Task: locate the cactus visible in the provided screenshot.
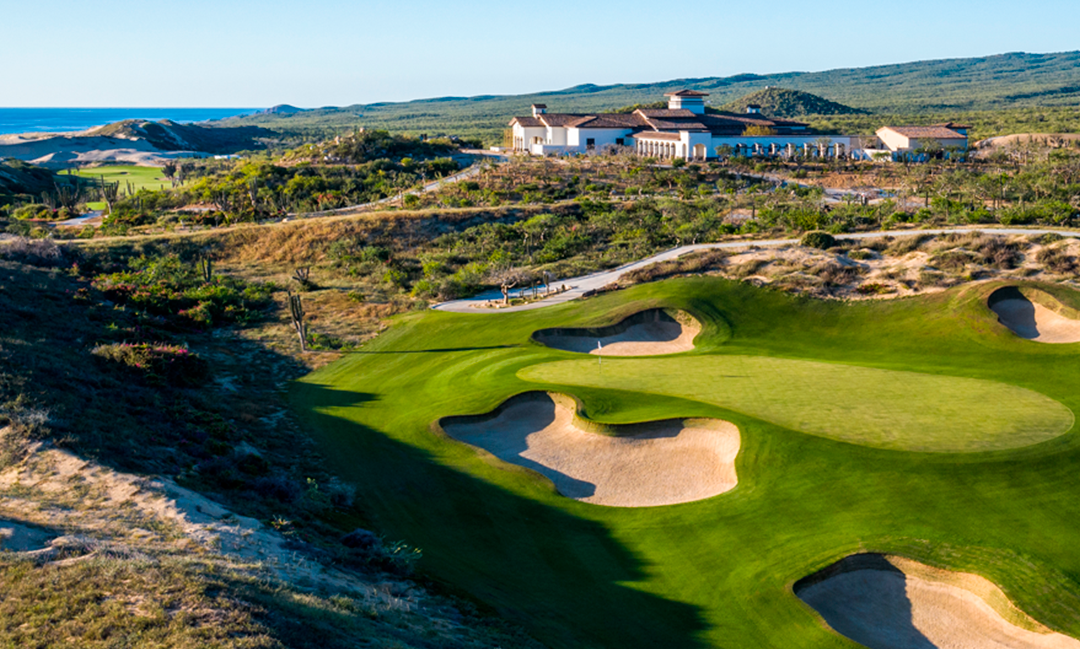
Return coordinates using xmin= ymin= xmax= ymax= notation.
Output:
xmin=197 ymin=255 xmax=213 ymax=283
xmin=99 ymin=176 xmax=120 ymax=213
xmin=288 ymin=291 xmax=307 ymax=351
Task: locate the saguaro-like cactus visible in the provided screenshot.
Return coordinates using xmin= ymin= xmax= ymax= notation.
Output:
xmin=288 ymin=291 xmax=307 ymax=351
xmin=99 ymin=176 xmax=120 ymax=213
xmin=197 ymin=255 xmax=213 ymax=283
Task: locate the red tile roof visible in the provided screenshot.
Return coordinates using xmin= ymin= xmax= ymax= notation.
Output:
xmin=511 ymin=104 xmax=811 ymax=137
xmin=637 ymin=109 xmax=698 ymax=118
xmin=566 ymin=114 xmax=645 ymax=129
xmin=880 ymin=126 xmax=966 ymax=139
xmin=631 ymin=131 xmax=682 ymax=141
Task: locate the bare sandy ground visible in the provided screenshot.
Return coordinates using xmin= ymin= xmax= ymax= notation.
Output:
xmin=440 ymin=393 xmax=739 ymax=507
xmin=977 ymin=134 xmax=1080 ymax=149
xmin=0 ymin=439 xmax=414 ymax=604
xmin=534 ymin=309 xmax=701 ymax=356
xmin=0 ymin=133 xmax=188 ymax=167
xmin=990 ymin=290 xmax=1080 ymax=343
xmin=797 ymin=554 xmax=1080 ymax=649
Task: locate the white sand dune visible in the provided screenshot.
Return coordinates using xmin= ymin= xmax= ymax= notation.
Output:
xmin=798 ymin=554 xmax=1080 ymax=649
xmin=990 ymin=288 xmax=1080 ymax=343
xmin=441 ymin=393 xmax=738 ymax=507
xmin=534 ymin=309 xmax=700 ymax=356
xmin=0 ymin=133 xmax=189 ymax=168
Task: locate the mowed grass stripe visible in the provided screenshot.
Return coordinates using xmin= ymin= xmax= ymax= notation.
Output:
xmin=519 ymin=355 xmax=1073 ymax=452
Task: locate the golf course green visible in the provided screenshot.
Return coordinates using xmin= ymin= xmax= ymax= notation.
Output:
xmin=520 ymin=355 xmax=1072 ymax=452
xmin=293 ymin=277 xmax=1080 ymax=648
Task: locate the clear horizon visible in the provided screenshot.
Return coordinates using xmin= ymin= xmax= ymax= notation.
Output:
xmin=4 ymin=0 xmax=1079 ymax=108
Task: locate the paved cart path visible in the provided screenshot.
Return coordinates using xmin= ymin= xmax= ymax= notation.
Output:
xmin=432 ymin=226 xmax=1080 ymax=314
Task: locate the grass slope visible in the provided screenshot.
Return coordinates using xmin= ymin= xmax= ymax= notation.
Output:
xmin=223 ymin=51 xmax=1080 ymax=141
xmin=292 ymin=278 xmax=1080 ymax=648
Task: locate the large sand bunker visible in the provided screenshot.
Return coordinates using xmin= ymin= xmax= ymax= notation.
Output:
xmin=989 ymin=287 xmax=1080 ymax=343
xmin=533 ymin=309 xmax=701 ymax=356
xmin=439 ymin=392 xmax=738 ymax=507
xmin=796 ymin=553 xmax=1080 ymax=649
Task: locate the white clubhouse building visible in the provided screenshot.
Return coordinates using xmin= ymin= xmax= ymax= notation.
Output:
xmin=509 ymin=90 xmax=857 ymax=160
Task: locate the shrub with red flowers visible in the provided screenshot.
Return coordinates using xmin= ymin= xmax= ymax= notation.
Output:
xmin=91 ymin=342 xmax=210 ymax=386
xmin=91 ymin=254 xmax=273 ymax=328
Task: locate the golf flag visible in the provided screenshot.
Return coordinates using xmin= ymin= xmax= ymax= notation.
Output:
xmin=598 ymin=340 xmax=602 ymax=371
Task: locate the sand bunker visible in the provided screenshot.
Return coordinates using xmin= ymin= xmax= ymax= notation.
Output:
xmin=989 ymin=287 xmax=1080 ymax=343
xmin=439 ymin=392 xmax=738 ymax=507
xmin=796 ymin=554 xmax=1080 ymax=649
xmin=533 ymin=309 xmax=701 ymax=356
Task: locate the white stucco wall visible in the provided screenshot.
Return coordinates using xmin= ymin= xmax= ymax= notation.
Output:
xmin=567 ymin=128 xmax=634 ymax=148
xmin=876 ymin=129 xmax=967 ymax=152
xmin=546 ymin=126 xmax=567 ymax=146
xmin=876 ymin=129 xmax=912 ymax=152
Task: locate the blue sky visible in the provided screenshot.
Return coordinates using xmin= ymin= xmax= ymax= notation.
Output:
xmin=2 ymin=0 xmax=1078 ymax=107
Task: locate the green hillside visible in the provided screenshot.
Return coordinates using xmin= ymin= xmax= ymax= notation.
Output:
xmin=217 ymin=50 xmax=1080 ymax=141
xmin=720 ymin=87 xmax=865 ymax=117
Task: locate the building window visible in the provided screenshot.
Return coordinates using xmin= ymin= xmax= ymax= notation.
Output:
xmin=616 ymin=138 xmax=625 ymax=146
xmin=586 ymin=138 xmax=595 ymax=150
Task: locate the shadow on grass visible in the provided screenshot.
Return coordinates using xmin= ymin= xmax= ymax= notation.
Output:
xmin=293 ymin=381 xmax=710 ymax=649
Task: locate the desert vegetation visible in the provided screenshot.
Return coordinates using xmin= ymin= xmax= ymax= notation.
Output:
xmin=0 ymin=241 xmax=539 ymax=647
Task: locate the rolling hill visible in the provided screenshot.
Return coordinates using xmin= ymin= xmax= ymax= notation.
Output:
xmin=88 ymin=119 xmax=272 ymax=153
xmin=215 ymin=51 xmax=1080 ymax=141
xmin=719 ymin=87 xmax=866 ymax=117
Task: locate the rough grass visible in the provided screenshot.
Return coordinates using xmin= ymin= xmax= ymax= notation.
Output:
xmin=0 ymin=257 xmax=542 ymax=649
xmin=292 ymin=276 xmax=1080 ymax=649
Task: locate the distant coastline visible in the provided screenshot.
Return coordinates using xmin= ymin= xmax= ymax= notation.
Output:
xmin=0 ymin=108 xmax=258 ymax=136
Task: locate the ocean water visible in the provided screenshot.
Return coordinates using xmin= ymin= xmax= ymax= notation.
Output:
xmin=0 ymin=108 xmax=258 ymax=135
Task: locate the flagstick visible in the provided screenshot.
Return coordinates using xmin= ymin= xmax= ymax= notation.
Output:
xmin=597 ymin=340 xmax=602 ymax=373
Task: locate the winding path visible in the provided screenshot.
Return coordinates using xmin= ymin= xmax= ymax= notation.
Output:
xmin=289 ymin=150 xmax=505 ymax=218
xmin=432 ymin=226 xmax=1080 ymax=314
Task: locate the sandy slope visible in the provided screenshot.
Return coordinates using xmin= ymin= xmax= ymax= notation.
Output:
xmin=0 ymin=133 xmax=186 ymax=167
xmin=441 ymin=393 xmax=739 ymax=507
xmin=991 ymin=294 xmax=1080 ymax=343
xmin=798 ymin=554 xmax=1080 ymax=649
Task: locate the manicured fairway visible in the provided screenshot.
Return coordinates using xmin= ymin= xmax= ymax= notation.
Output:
xmin=67 ymin=165 xmax=167 ymax=209
xmin=69 ymin=165 xmax=167 ymax=191
xmin=519 ymin=355 xmax=1073 ymax=451
xmin=292 ymin=277 xmax=1080 ymax=649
